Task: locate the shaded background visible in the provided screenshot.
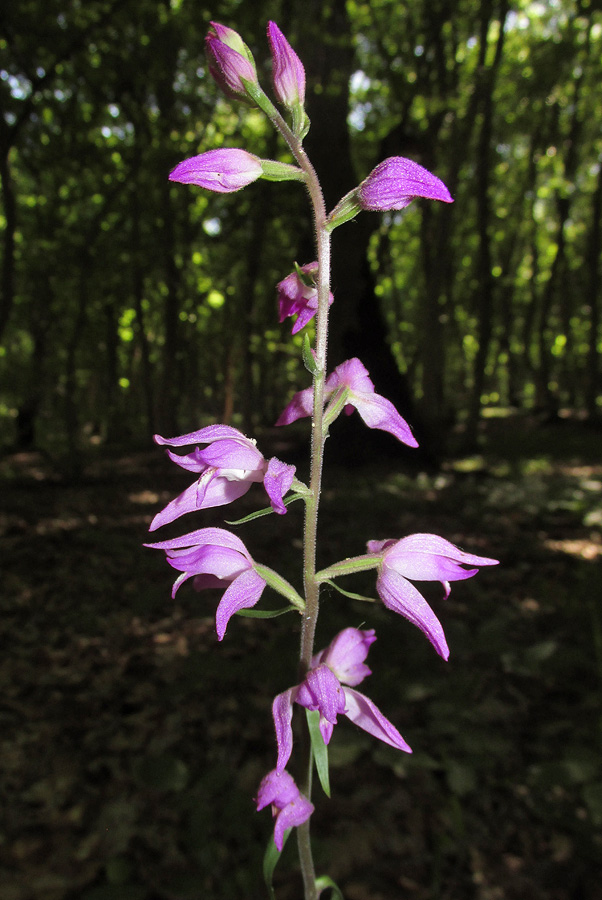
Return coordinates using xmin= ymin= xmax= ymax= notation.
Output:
xmin=1 ymin=1 xmax=602 ymax=898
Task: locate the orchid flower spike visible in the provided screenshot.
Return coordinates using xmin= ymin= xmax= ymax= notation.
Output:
xmin=367 ymin=534 xmax=499 ymax=660
xmin=144 ymin=527 xmax=267 ymax=640
xmin=256 ymin=768 xmax=314 ymax=851
xmin=277 ymin=262 xmax=333 ymax=334
xmin=149 ymin=424 xmax=295 ymax=531
xmin=276 ymin=357 xmax=418 ymax=447
xmin=205 ymin=21 xmax=259 ymax=101
xmin=272 ymin=627 xmax=412 ymax=773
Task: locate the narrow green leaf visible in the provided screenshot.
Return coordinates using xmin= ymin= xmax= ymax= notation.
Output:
xmin=236 ymin=605 xmax=297 ymax=619
xmin=302 ymin=333 xmax=319 ymax=374
xmin=323 ymin=579 xmax=377 ymax=604
xmin=225 ymin=492 xmax=305 ymax=525
xmin=263 ymin=829 xmax=291 ymax=899
xmin=294 ymin=261 xmax=315 ymax=288
xmin=315 ymin=875 xmax=345 ymax=899
xmin=306 ymin=709 xmax=330 ymax=798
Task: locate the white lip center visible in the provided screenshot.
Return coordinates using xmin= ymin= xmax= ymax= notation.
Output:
xmin=220 ymin=466 xmax=264 ymax=483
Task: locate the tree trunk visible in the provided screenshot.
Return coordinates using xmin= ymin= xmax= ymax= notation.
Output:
xmin=464 ymin=0 xmax=509 ymax=448
xmin=0 ymin=148 xmax=17 ymax=344
xmin=585 ymin=158 xmax=602 ymax=417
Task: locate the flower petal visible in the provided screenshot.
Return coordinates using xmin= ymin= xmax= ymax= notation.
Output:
xmin=215 ymin=567 xmax=266 ymax=640
xmin=148 ymin=481 xmax=205 ymax=531
xmin=163 ymin=544 xmax=249 ymax=580
xmin=164 ymin=447 xmax=206 ymax=473
xmin=264 ymin=457 xmax=296 ymax=514
xmin=295 ymin=664 xmax=346 ymax=728
xmin=145 ymin=526 xmax=253 ymax=557
xmin=256 ymin=768 xmax=299 ymax=811
xmin=273 ymin=794 xmax=314 ymax=851
xmin=327 ymin=357 xmax=374 ymax=394
xmin=275 ymin=384 xmax=315 ymax=426
xmin=148 ymin=474 xmax=253 ymax=531
xmin=272 ymin=689 xmax=296 ymax=773
xmin=314 ymin=627 xmax=376 ymax=687
xmin=343 ymin=687 xmax=412 ymax=753
xmin=385 ymin=533 xmax=499 ymax=581
xmin=376 ymin=569 xmax=449 ymax=660
xmin=195 ymin=437 xmax=264 ymax=471
xmin=154 ymin=425 xmax=246 ymax=447
xmin=350 ymin=391 xmax=418 ymax=447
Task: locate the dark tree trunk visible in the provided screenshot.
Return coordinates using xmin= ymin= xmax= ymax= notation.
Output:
xmin=0 ymin=147 xmax=17 ymax=344
xmin=292 ymin=0 xmax=430 ymax=463
xmin=585 ymin=158 xmax=602 ymax=417
xmin=464 ymin=0 xmax=509 ymax=448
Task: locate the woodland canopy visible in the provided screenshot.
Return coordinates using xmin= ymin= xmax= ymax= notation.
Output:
xmin=1 ymin=0 xmax=601 ymax=459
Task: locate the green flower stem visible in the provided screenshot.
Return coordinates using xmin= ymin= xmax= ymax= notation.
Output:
xmin=268 ymin=104 xmax=331 ymax=900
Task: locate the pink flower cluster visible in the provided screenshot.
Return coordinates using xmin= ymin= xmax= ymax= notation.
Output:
xmin=150 ymin=18 xmax=497 ymax=857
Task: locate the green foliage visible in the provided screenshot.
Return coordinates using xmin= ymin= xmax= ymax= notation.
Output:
xmin=0 ymin=0 xmax=601 ymax=452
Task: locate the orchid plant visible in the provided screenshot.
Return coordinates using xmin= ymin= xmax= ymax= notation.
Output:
xmin=146 ymin=20 xmax=498 ymax=899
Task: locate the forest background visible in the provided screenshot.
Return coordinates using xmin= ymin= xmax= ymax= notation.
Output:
xmin=1 ymin=0 xmax=601 ymax=453
xmin=1 ymin=2 xmax=602 ymax=900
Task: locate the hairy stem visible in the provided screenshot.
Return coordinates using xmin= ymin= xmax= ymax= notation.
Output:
xmin=270 ymin=109 xmax=331 ymax=900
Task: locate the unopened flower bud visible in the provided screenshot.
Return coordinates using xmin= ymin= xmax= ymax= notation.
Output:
xmin=206 ymin=21 xmax=259 ymax=101
xmin=358 ymin=156 xmax=453 ymax=211
xmin=267 ymin=21 xmax=305 ymax=109
xmin=327 ymin=156 xmax=453 ymax=230
xmin=267 ymin=21 xmax=309 ymax=138
xmin=169 ymin=149 xmax=263 ymax=193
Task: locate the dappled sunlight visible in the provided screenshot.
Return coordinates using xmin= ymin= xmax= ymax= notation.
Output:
xmin=544 ymin=536 xmax=602 ymax=561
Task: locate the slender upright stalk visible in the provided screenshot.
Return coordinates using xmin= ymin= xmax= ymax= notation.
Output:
xmin=268 ymin=109 xmax=332 ymax=900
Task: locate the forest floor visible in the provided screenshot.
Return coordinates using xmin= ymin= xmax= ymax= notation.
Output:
xmin=1 ymin=413 xmax=601 ymax=900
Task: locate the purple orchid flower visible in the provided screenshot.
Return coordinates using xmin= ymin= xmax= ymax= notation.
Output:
xmin=256 ymin=768 xmax=314 ymax=851
xmin=277 ymin=262 xmax=333 ymax=334
xmin=267 ymin=21 xmax=305 ymax=110
xmin=169 ymin=149 xmax=263 ymax=194
xmin=358 ymin=157 xmax=453 ymax=211
xmin=205 ymin=21 xmax=258 ymax=100
xmin=367 ymin=534 xmax=499 ymax=660
xmin=144 ymin=527 xmax=266 ymax=640
xmin=272 ymin=627 xmax=412 ymax=773
xmin=149 ymin=424 xmax=295 ymax=531
xmin=276 ymin=357 xmax=418 ymax=447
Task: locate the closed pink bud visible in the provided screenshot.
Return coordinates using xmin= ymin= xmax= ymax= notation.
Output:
xmin=358 ymin=157 xmax=453 ymax=211
xmin=267 ymin=21 xmax=305 ymax=109
xmin=206 ymin=21 xmax=258 ymax=100
xmin=169 ymin=149 xmax=263 ymax=193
